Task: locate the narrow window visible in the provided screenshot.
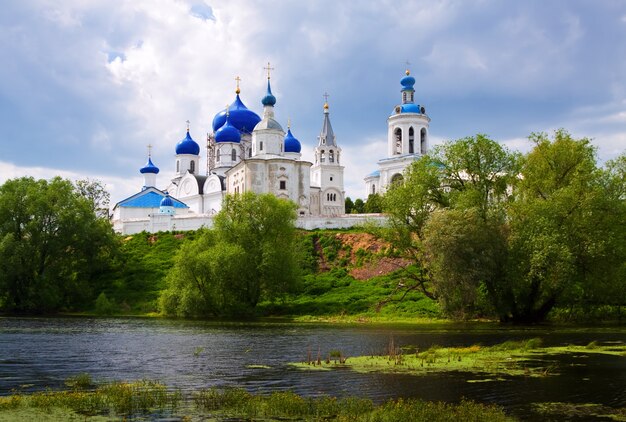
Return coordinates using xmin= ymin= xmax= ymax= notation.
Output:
xmin=231 ymin=148 xmax=236 ymax=161
xmin=394 ymin=128 xmax=402 ymax=155
xmin=176 ymin=160 xmax=180 ymax=172
xmin=248 ymin=148 xmax=252 ymax=158
xmin=402 ymin=92 xmax=407 ymax=102
xmin=330 ymin=176 xmax=333 ymax=182
xmin=409 ymin=127 xmax=414 ymax=154
xmin=329 ymin=150 xmax=334 ymax=163
xmin=216 ymin=150 xmax=220 ymax=162
xmin=260 ymin=141 xmax=263 ymax=151
xmin=420 ymin=128 xmax=427 ymax=154
xmin=321 ymin=150 xmax=325 ymax=163
xmin=372 ymin=184 xmax=376 ymax=194
xmin=280 ymin=143 xmax=283 ymax=152
xmin=280 ymin=180 xmax=286 ymax=190
xmin=190 ymin=160 xmax=195 ymax=174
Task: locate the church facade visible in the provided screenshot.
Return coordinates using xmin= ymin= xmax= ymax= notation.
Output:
xmin=111 ymin=68 xmax=424 ymax=234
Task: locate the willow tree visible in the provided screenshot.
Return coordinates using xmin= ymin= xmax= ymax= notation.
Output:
xmin=160 ymin=192 xmax=300 ymax=317
xmin=0 ymin=177 xmax=116 ymax=313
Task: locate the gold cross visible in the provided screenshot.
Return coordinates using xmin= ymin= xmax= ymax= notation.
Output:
xmin=147 ymin=144 xmax=152 ymax=157
xmin=235 ymin=76 xmax=241 ymax=94
xmin=263 ymin=61 xmax=274 ymax=80
xmin=323 ymin=92 xmax=330 ymax=103
xmin=287 ymin=117 xmax=291 ymax=129
xmin=186 ymin=120 xmax=190 ymax=131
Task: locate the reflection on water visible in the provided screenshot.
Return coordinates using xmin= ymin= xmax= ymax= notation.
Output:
xmin=0 ymin=317 xmax=625 ymax=420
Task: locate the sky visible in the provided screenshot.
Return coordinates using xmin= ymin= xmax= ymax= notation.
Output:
xmin=1 ymin=0 xmax=625 ymax=204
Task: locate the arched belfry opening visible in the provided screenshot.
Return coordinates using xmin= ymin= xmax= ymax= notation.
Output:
xmin=420 ymin=128 xmax=427 ymax=154
xmin=394 ymin=128 xmax=402 ymax=155
xmin=409 ymin=127 xmax=415 ymax=154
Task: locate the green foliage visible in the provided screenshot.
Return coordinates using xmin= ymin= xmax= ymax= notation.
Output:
xmin=160 ymin=193 xmax=300 ymax=317
xmin=0 ymin=177 xmax=117 ymax=314
xmin=345 ymin=196 xmax=355 ymax=214
xmin=381 ymin=131 xmax=625 ymax=323
xmin=353 ymin=198 xmax=365 ymax=213
xmin=365 ymin=193 xmax=383 ymax=213
xmin=94 ymin=292 xmax=116 ymax=315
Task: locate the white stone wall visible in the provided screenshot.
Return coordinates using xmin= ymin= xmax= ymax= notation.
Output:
xmin=115 ymin=213 xmax=388 ymax=235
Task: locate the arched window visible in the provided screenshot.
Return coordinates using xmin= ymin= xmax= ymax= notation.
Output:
xmin=176 ymin=160 xmax=180 ymax=173
xmin=409 ymin=127 xmax=415 ymax=154
xmin=372 ymin=184 xmax=376 ymax=195
xmin=420 ymin=128 xmax=427 ymax=154
xmin=394 ymin=128 xmax=402 ymax=155
xmin=248 ymin=148 xmax=252 ymax=158
xmin=321 ymin=150 xmax=326 ymax=163
xmin=190 ymin=160 xmax=195 ymax=174
xmin=402 ymin=92 xmax=407 ymax=102
xmin=260 ymin=141 xmax=263 ymax=151
xmin=216 ymin=150 xmax=220 ymax=162
xmin=329 ymin=150 xmax=334 ymax=163
xmin=231 ymin=148 xmax=236 ymax=161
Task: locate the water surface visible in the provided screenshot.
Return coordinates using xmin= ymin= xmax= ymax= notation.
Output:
xmin=0 ymin=317 xmax=624 ymax=420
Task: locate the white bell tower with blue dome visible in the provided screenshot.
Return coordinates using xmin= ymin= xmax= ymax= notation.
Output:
xmin=365 ymin=69 xmax=430 ymax=196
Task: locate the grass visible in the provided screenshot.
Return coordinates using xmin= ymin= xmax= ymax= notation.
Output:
xmin=257 ymin=268 xmax=442 ymax=322
xmin=291 ymin=338 xmax=626 ymax=379
xmin=0 ymin=381 xmax=515 ymax=421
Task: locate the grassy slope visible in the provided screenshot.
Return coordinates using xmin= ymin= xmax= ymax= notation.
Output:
xmin=89 ymin=229 xmax=441 ymax=320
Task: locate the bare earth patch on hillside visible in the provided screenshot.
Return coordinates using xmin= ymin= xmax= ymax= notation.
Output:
xmin=318 ymin=233 xmax=410 ymax=280
xmin=350 ymin=257 xmax=412 ymax=280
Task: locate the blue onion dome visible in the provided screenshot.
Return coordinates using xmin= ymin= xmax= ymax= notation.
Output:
xmin=214 ymin=114 xmax=241 ymax=143
xmin=139 ymin=157 xmax=159 ymax=174
xmin=211 ymin=94 xmax=261 ymax=134
xmin=261 ymin=79 xmax=276 ymax=106
xmin=400 ymin=69 xmax=415 ymax=91
xmin=401 ymin=103 xmax=421 ymax=113
xmin=160 ymin=193 xmax=173 ymax=207
xmin=175 ymin=129 xmax=200 ymax=155
xmin=284 ymin=128 xmax=301 ymax=153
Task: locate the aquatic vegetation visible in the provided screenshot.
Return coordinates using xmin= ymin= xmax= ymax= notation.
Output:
xmin=0 ymin=382 xmax=513 ymax=421
xmin=291 ymin=339 xmax=626 ymax=379
xmin=64 ymin=372 xmax=93 ymax=390
xmin=0 ymin=380 xmax=181 ymax=419
xmin=533 ymin=402 xmax=626 ymax=420
xmin=193 ymin=387 xmax=511 ymax=421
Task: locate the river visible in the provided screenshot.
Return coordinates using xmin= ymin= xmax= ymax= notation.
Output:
xmin=0 ymin=317 xmax=625 ymax=420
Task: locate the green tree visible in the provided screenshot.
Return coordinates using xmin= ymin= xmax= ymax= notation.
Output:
xmin=382 ymin=135 xmax=517 ymax=308
xmin=383 ymin=131 xmax=625 ymax=323
xmin=75 ymin=178 xmax=111 ymax=218
xmin=364 ymin=193 xmax=383 ymax=213
xmin=160 ymin=193 xmax=300 ymax=317
xmin=0 ymin=177 xmax=116 ymax=313
xmin=353 ymin=198 xmax=365 ymax=214
xmin=345 ymin=197 xmax=354 ymax=214
xmin=503 ymin=131 xmax=626 ymax=322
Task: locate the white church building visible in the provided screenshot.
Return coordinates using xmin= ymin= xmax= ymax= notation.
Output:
xmin=112 ymin=68 xmax=426 ymax=234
